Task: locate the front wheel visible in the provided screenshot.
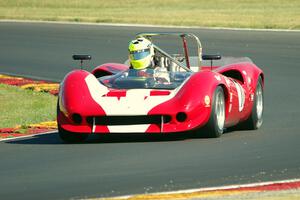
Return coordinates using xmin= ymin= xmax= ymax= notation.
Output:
xmin=57 ymin=101 xmax=88 ymax=143
xmin=58 ymin=125 xmax=88 ymax=143
xmin=202 ymin=86 xmax=225 ymax=138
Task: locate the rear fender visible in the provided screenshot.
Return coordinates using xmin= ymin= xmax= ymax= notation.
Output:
xmin=216 ymin=62 xmax=264 ymax=122
xmin=216 ymin=62 xmax=263 ymax=90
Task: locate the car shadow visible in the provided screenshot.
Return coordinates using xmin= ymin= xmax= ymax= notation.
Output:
xmin=5 ymin=128 xmax=238 ymax=145
xmin=5 ymin=132 xmax=63 ymax=145
xmin=5 ymin=131 xmax=203 ymax=145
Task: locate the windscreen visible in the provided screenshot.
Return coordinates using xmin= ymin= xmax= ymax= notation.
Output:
xmin=99 ymin=69 xmax=192 ymax=90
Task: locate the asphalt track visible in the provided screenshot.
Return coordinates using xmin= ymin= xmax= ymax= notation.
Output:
xmin=1 ymin=22 xmax=300 ymax=200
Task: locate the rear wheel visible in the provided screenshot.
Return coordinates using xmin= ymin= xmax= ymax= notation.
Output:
xmin=202 ymin=86 xmax=225 ymax=138
xmin=242 ymin=76 xmax=264 ymax=129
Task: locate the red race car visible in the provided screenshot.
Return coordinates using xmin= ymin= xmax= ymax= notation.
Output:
xmin=57 ymin=32 xmax=264 ymax=143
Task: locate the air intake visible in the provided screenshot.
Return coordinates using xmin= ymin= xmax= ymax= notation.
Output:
xmin=86 ymin=115 xmax=171 ymax=125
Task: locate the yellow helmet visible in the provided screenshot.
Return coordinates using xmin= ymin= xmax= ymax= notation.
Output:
xmin=128 ymin=37 xmax=154 ymax=70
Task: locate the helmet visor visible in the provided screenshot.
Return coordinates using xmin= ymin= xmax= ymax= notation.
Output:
xmin=129 ymin=48 xmax=150 ymax=60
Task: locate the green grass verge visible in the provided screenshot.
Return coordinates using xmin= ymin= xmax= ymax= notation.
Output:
xmin=0 ymin=0 xmax=299 ymax=29
xmin=0 ymin=84 xmax=56 ymax=128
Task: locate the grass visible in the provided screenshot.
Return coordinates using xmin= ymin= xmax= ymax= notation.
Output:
xmin=0 ymin=84 xmax=57 ymax=128
xmin=0 ymin=0 xmax=299 ymax=29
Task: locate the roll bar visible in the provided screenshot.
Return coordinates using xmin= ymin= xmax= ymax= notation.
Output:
xmin=136 ymin=32 xmax=203 ymax=72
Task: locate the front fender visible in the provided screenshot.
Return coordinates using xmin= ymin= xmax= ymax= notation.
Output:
xmin=148 ymin=71 xmax=224 ymax=131
xmin=58 ymin=70 xmax=107 ymax=131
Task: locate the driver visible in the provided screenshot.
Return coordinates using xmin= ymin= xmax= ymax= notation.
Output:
xmin=128 ymin=37 xmax=170 ymax=83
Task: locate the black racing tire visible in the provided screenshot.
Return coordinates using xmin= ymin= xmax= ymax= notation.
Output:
xmin=241 ymin=76 xmax=264 ymax=130
xmin=58 ymin=125 xmax=88 ymax=143
xmin=57 ymin=100 xmax=88 ymax=143
xmin=202 ymin=86 xmax=225 ymax=138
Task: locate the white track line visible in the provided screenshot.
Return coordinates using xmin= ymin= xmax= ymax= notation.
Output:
xmin=0 ymin=130 xmax=57 ymax=142
xmin=1 ymin=19 xmax=300 ymax=32
xmin=106 ymin=178 xmax=300 ymax=199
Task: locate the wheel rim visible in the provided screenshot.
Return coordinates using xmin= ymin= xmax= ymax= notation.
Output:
xmin=256 ymin=82 xmax=263 ymax=120
xmin=215 ymin=91 xmax=225 ymax=130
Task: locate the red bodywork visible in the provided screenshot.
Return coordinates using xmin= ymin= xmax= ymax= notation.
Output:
xmin=57 ymin=61 xmax=263 ymax=134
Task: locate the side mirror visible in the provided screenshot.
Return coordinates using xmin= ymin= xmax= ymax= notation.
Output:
xmin=202 ymin=54 xmax=221 ymax=69
xmin=72 ymin=55 xmax=92 ymax=61
xmin=202 ymin=54 xmax=221 ymax=61
xmin=72 ymin=55 xmax=92 ymax=70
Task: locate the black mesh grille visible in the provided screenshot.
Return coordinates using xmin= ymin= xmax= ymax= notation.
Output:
xmin=86 ymin=115 xmax=171 ymax=125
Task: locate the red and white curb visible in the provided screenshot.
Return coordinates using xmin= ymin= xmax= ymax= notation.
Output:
xmin=99 ymin=178 xmax=300 ymax=200
xmin=0 ymin=130 xmax=57 ymax=142
xmin=0 ymin=73 xmax=59 ymax=95
xmin=0 ymin=74 xmax=58 ymax=140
